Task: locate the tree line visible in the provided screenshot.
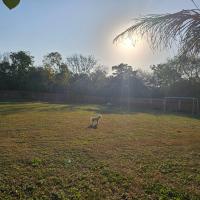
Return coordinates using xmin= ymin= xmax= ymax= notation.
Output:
xmin=0 ymin=51 xmax=200 ymax=98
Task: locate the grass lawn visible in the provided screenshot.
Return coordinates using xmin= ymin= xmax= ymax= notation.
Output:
xmin=0 ymin=102 xmax=200 ymax=200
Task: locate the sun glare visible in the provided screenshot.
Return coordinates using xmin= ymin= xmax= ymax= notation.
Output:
xmin=122 ymin=38 xmax=134 ymax=48
xmin=117 ymin=35 xmax=140 ymax=50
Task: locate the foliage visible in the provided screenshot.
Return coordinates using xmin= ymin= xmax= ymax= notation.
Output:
xmin=114 ymin=5 xmax=200 ymax=57
xmin=1 ymin=50 xmax=200 ymax=98
xmin=149 ymin=56 xmax=200 ymax=97
xmin=150 ymin=62 xmax=182 ymax=88
xmin=43 ymin=52 xmax=63 ymax=72
xmin=109 ymin=63 xmax=150 ymax=97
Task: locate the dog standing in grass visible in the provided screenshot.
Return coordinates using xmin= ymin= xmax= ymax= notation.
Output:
xmin=89 ymin=114 xmax=102 ymax=129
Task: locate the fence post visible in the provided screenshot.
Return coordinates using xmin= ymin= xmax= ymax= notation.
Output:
xmin=192 ymin=98 xmax=195 ymax=115
xmin=178 ymin=100 xmax=181 ymax=112
xmin=163 ymin=99 xmax=166 ymax=112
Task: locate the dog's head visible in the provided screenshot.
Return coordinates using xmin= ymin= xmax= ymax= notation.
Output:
xmin=97 ymin=114 xmax=102 ymax=119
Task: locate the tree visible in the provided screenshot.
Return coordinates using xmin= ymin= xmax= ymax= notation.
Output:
xmin=175 ymin=56 xmax=200 ymax=80
xmin=114 ymin=0 xmax=200 ymax=57
xmin=0 ymin=51 xmax=34 ymax=90
xmin=27 ymin=67 xmax=50 ymax=92
xmin=54 ymin=63 xmax=71 ymax=91
xmin=69 ymin=73 xmax=91 ymax=95
xmin=43 ymin=52 xmax=63 ymax=72
xmin=150 ymin=62 xmax=182 ymax=88
xmin=9 ymin=51 xmax=34 ymax=89
xmin=42 ymin=52 xmax=71 ymax=92
xmin=148 ymin=56 xmax=200 ymax=97
xmin=66 ymin=54 xmax=98 ymax=74
xmin=90 ymin=68 xmax=108 ymax=96
xmin=109 ymin=63 xmax=149 ymax=97
xmin=0 ymin=54 xmax=11 ymax=89
xmin=10 ymin=51 xmax=33 ymax=74
xmin=112 ymin=63 xmax=136 ymax=78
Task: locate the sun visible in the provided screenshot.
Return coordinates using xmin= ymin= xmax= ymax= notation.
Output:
xmin=122 ymin=37 xmax=134 ymax=49
xmin=114 ymin=34 xmax=143 ymax=56
xmin=117 ymin=35 xmax=140 ymax=50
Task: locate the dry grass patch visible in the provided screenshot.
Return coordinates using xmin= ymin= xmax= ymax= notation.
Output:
xmin=0 ymin=102 xmax=200 ymax=199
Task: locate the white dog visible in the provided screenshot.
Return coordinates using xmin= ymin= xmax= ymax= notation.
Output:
xmin=89 ymin=114 xmax=102 ymax=128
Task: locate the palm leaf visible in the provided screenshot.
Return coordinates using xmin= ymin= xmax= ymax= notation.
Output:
xmin=114 ymin=9 xmax=200 ymax=57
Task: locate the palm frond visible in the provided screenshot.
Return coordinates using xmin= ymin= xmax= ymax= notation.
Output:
xmin=190 ymin=0 xmax=199 ymax=9
xmin=114 ymin=9 xmax=200 ymax=57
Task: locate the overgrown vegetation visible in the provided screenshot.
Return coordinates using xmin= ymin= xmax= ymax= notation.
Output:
xmin=1 ymin=51 xmax=200 ymax=98
xmin=0 ymin=102 xmax=200 ymax=199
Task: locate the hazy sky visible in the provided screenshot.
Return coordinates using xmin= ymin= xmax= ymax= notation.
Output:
xmin=0 ymin=0 xmax=196 ymax=71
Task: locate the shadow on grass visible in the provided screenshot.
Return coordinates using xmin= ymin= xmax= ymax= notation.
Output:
xmin=0 ymin=101 xmax=199 ymax=120
xmin=87 ymin=106 xmax=200 ymax=120
xmin=0 ymin=101 xmax=78 ymax=115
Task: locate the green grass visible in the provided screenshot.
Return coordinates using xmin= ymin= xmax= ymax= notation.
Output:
xmin=0 ymin=102 xmax=200 ymax=200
